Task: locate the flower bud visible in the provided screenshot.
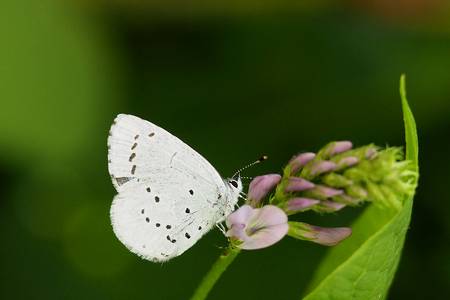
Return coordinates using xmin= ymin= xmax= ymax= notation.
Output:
xmin=289 ymin=152 xmax=316 ymax=174
xmin=285 ymin=177 xmax=315 ymax=193
xmin=247 ymin=174 xmax=281 ymax=207
xmin=306 ymin=185 xmax=343 ymax=200
xmin=336 ymin=156 xmax=359 ymax=170
xmin=365 ymin=147 xmax=378 ymax=159
xmin=333 ymin=194 xmax=361 ymax=205
xmin=315 ymin=200 xmax=346 ymax=213
xmin=288 ymin=221 xmax=352 ymax=246
xmin=310 ymin=160 xmax=337 ymax=176
xmin=321 ymin=141 xmax=353 ymax=158
xmin=322 ymin=173 xmax=353 ymax=188
xmin=283 ymin=198 xmax=320 ymax=214
xmin=346 ymin=185 xmax=368 ymax=199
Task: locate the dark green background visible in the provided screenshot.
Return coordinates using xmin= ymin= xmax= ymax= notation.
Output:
xmin=1 ymin=0 xmax=449 ymax=299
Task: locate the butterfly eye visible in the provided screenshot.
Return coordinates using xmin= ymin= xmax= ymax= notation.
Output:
xmin=229 ymin=180 xmax=238 ymax=188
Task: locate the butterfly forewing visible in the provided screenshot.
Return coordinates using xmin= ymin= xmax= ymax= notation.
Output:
xmin=108 ymin=114 xmax=229 ymax=261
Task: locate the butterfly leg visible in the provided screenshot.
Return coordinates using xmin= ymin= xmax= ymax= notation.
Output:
xmin=215 ymin=222 xmax=227 ymax=235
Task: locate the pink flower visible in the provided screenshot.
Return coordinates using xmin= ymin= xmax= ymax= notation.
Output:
xmin=285 ymin=177 xmax=315 ymax=193
xmin=288 ymin=222 xmax=352 ymax=246
xmin=324 ymin=141 xmax=353 ymax=157
xmin=289 ymin=152 xmax=316 ymax=173
xmin=337 ymin=156 xmax=359 ymax=169
xmin=317 ymin=200 xmax=346 ymax=212
xmin=226 ymin=205 xmax=288 ymax=250
xmin=310 ymin=160 xmax=337 ymax=176
xmin=247 ymin=174 xmax=281 ymax=206
xmin=284 ymin=198 xmax=320 ymax=214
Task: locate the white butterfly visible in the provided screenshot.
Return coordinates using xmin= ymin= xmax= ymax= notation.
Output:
xmin=108 ymin=114 xmax=242 ymax=262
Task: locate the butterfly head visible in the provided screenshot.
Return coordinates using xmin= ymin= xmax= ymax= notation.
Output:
xmin=221 ymin=176 xmax=243 ymax=218
xmin=227 ymin=176 xmax=243 ymax=193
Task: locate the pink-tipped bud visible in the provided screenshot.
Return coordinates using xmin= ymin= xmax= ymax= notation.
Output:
xmin=247 ymin=174 xmax=281 ymax=206
xmin=288 ymin=222 xmax=352 ymax=246
xmin=310 ymin=185 xmax=343 ymax=198
xmin=310 ymin=160 xmax=337 ymax=176
xmin=285 ymin=177 xmax=315 ymax=193
xmin=289 ymin=152 xmax=316 ymax=173
xmin=284 ymin=198 xmax=320 ymax=214
xmin=317 ymin=200 xmax=346 ymax=212
xmin=327 ymin=141 xmax=353 ymax=157
xmin=346 ymin=185 xmax=368 ymax=199
xmin=337 ymin=156 xmax=359 ymax=169
xmin=365 ymin=147 xmax=377 ymax=159
xmin=334 ymin=194 xmax=361 ymax=205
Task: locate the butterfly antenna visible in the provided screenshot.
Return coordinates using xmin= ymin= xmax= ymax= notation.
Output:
xmin=232 ymin=155 xmax=268 ymax=179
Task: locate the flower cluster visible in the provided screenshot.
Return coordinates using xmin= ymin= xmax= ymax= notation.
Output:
xmin=226 ymin=141 xmax=417 ymax=250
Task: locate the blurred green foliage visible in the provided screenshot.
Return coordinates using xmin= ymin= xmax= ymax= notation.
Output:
xmin=1 ymin=0 xmax=449 ymax=299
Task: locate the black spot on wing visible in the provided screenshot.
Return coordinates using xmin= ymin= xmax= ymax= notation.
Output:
xmin=129 ymin=153 xmax=136 ymax=162
xmin=114 ymin=176 xmax=132 ymax=186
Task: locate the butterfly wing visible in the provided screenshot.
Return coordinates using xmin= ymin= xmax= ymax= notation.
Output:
xmin=108 ymin=114 xmax=228 ymax=261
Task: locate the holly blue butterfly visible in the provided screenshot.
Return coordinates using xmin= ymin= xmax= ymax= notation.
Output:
xmin=108 ymin=114 xmax=243 ymax=262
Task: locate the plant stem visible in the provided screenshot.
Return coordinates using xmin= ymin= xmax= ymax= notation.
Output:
xmin=190 ymin=247 xmax=241 ymax=300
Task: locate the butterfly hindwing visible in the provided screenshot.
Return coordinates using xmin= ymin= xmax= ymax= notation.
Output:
xmin=108 ymin=114 xmax=228 ymax=261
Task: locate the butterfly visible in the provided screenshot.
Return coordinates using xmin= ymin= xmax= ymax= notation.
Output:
xmin=108 ymin=114 xmax=243 ymax=262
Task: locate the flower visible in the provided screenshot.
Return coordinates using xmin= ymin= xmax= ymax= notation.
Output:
xmin=310 ymin=161 xmax=337 ymax=176
xmin=284 ymin=198 xmax=320 ymax=214
xmin=247 ymin=174 xmax=281 ymax=207
xmin=226 ymin=141 xmax=417 ymax=251
xmin=285 ymin=177 xmax=315 ymax=193
xmin=288 ymin=222 xmax=352 ymax=246
xmin=322 ymin=141 xmax=353 ymax=158
xmin=226 ymin=205 xmax=288 ymax=250
xmin=289 ymin=152 xmax=316 ymax=174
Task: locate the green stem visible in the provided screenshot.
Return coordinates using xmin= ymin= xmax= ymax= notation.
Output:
xmin=190 ymin=247 xmax=241 ymax=300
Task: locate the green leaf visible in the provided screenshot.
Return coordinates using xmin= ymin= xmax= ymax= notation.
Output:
xmin=302 ymin=75 xmax=419 ymax=300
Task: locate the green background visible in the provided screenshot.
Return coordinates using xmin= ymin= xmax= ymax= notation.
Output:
xmin=1 ymin=0 xmax=449 ymax=299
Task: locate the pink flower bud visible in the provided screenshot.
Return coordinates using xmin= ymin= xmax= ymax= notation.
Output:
xmin=289 ymin=152 xmax=316 ymax=173
xmin=284 ymin=198 xmax=320 ymax=214
xmin=365 ymin=147 xmax=377 ymax=159
xmin=318 ymin=200 xmax=346 ymax=212
xmin=226 ymin=205 xmax=288 ymax=250
xmin=310 ymin=160 xmax=337 ymax=176
xmin=310 ymin=185 xmax=343 ymax=198
xmin=285 ymin=177 xmax=315 ymax=193
xmin=337 ymin=156 xmax=359 ymax=169
xmin=328 ymin=141 xmax=353 ymax=156
xmin=288 ymin=222 xmax=352 ymax=246
xmin=334 ymin=194 xmax=361 ymax=205
xmin=247 ymin=174 xmax=281 ymax=206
